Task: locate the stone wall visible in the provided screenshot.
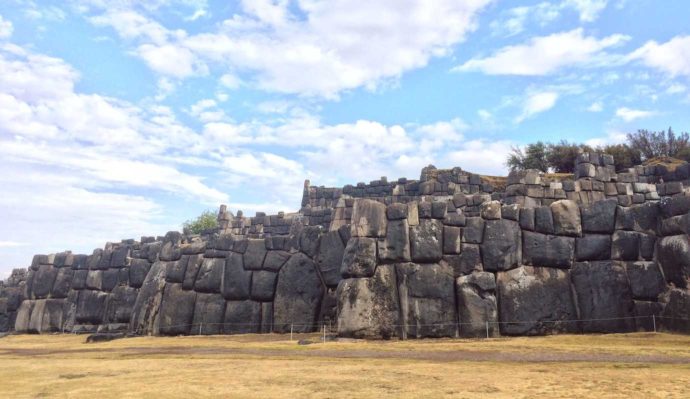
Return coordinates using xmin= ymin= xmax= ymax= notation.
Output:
xmin=1 ymin=152 xmax=689 ymax=337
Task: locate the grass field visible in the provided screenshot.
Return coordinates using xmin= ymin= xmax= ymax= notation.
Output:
xmin=1 ymin=332 xmax=689 ymax=398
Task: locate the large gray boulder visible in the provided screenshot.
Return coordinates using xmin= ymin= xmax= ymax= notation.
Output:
xmin=28 ymin=299 xmax=65 ymax=333
xmin=158 ymin=283 xmax=197 ymax=335
xmin=130 ymin=261 xmax=167 ymax=335
xmin=273 ymin=253 xmax=324 ymax=333
xmin=316 ymin=230 xmax=346 ymax=286
xmin=104 ymin=285 xmax=138 ymax=324
xmin=224 ymin=300 xmax=261 ymax=334
xmin=50 ymin=268 xmax=73 ymax=298
xmin=550 ymin=200 xmax=582 ymax=236
xmin=165 ymin=258 xmax=188 ymax=283
xmin=341 ymin=237 xmax=377 ymax=278
xmin=497 ymin=266 xmax=578 ymax=335
xmin=396 ymin=262 xmax=456 ymax=338
xmin=129 ymin=259 xmax=152 ymax=288
xmin=456 ymin=272 xmax=498 ymax=337
xmin=32 ymin=265 xmax=58 ymax=299
xmin=625 ymin=261 xmax=666 ymax=301
xmin=378 ymin=219 xmax=411 ymax=263
xmin=337 ymin=264 xmax=400 ymax=339
xmin=263 ymin=251 xmax=291 ymax=272
xmin=522 ymin=231 xmax=574 ymax=269
xmin=661 ymin=288 xmax=690 ymax=332
xmin=244 ymin=239 xmax=268 ymax=270
xmin=351 ymin=199 xmax=387 ymax=237
xmin=571 ymin=261 xmax=635 ymax=333
xmin=611 ymin=231 xmax=640 ymax=261
xmin=250 ymin=270 xmax=278 ymax=301
xmin=616 ymin=202 xmax=659 ymax=234
xmin=76 ymin=289 xmax=108 ymax=325
xmin=575 ymin=234 xmax=611 ymax=261
xmin=194 ymin=258 xmax=224 ymax=293
xmin=221 ymin=253 xmax=251 ymax=300
xmin=482 ymin=219 xmax=521 ymax=272
xmin=656 ymin=235 xmax=690 ymax=288
xmin=580 ymin=199 xmax=616 ymax=233
xmin=410 ymin=219 xmax=443 ymax=262
xmin=192 ymin=293 xmax=226 ymax=335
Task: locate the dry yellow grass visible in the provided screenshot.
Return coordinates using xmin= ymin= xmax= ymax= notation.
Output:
xmin=1 ymin=332 xmax=689 ymax=398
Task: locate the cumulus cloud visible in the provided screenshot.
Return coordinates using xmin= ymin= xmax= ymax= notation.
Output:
xmin=455 ymin=28 xmax=629 ymax=76
xmin=629 ymin=35 xmax=690 ymax=77
xmin=490 ymin=1 xmax=608 ymax=37
xmin=516 ymin=91 xmax=559 ymax=122
xmin=615 ymin=107 xmax=656 ymax=122
xmin=587 ymin=101 xmax=604 ymax=112
xmin=82 ymin=0 xmax=492 ymax=97
xmin=0 ymin=15 xmax=12 ymax=39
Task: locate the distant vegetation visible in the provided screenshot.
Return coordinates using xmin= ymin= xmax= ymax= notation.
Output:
xmin=507 ymin=127 xmax=689 ymax=173
xmin=182 ymin=209 xmax=218 ymax=234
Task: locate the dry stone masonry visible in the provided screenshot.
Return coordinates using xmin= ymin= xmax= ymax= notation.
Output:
xmin=1 ymin=152 xmax=689 ymax=338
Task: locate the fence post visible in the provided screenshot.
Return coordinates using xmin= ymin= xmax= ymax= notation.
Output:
xmin=486 ymin=321 xmax=489 ymax=339
xmin=199 ymin=322 xmax=203 ymax=336
xmin=652 ymin=314 xmax=656 ymax=333
xmin=322 ymin=324 xmax=326 ymax=344
xmin=290 ymin=323 xmax=293 ymax=341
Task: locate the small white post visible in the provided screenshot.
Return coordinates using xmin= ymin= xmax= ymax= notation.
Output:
xmin=652 ymin=314 xmax=656 ymax=333
xmin=485 ymin=321 xmax=489 ymax=339
xmin=290 ymin=323 xmax=293 ymax=341
xmin=322 ymin=324 xmax=326 ymax=343
xmin=199 ymin=322 xmax=203 ymax=336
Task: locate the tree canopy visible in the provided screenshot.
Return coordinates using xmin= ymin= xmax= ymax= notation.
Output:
xmin=182 ymin=210 xmax=218 ymax=234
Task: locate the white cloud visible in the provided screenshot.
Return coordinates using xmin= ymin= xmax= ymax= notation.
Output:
xmin=615 ymin=107 xmax=656 ymax=122
xmin=666 ymin=83 xmax=687 ymax=95
xmin=587 ymin=101 xmax=603 ymax=112
xmin=456 ymin=28 xmax=628 ymax=76
xmin=564 ymin=0 xmax=608 ymax=22
xmin=83 ymin=0 xmax=493 ymax=97
xmin=444 ymin=140 xmax=513 ymax=176
xmin=629 ymin=35 xmax=690 ymax=77
xmin=0 ymin=15 xmax=13 ymax=39
xmin=0 ymin=241 xmax=27 ymax=248
xmin=516 ymin=91 xmax=559 ymax=122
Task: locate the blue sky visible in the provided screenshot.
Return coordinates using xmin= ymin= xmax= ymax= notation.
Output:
xmin=1 ymin=0 xmax=689 ymax=276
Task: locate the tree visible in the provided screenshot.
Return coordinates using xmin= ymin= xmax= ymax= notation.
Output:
xmin=506 ymin=142 xmax=549 ymax=172
xmin=182 ymin=209 xmax=218 ymax=234
xmin=626 ymin=127 xmax=690 ymax=160
xmin=597 ymin=144 xmax=642 ymax=172
xmin=546 ymin=141 xmax=593 ymax=173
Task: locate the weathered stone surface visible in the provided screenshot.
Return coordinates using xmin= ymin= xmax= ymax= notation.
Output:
xmin=129 ymin=261 xmax=167 ymax=335
xmin=105 ymin=286 xmax=138 ymax=324
xmin=661 ymin=288 xmax=690 ymax=332
xmin=316 ymin=230 xmax=346 ymax=286
xmin=299 ymin=226 xmax=322 ymax=257
xmin=443 ymin=226 xmax=462 ymax=255
xmin=443 ymin=244 xmax=482 ymax=277
xmin=625 ymin=261 xmax=666 ymax=301
xmin=660 ymin=194 xmax=690 ymax=218
xmin=462 ymin=217 xmax=484 ymax=244
xmin=101 ymin=268 xmax=120 ymax=292
xmin=397 ymin=263 xmax=456 ymax=338
xmin=224 ymin=300 xmax=262 ymax=334
xmin=273 ymin=253 xmax=324 ymax=333
xmin=521 ymin=230 xmax=575 ymax=269
xmin=550 ymin=200 xmax=581 ymax=236
xmin=616 ymin=202 xmax=659 ymax=234
xmin=50 ymin=268 xmax=73 ymax=298
xmin=519 ymin=207 xmax=535 ymax=231
xmin=165 ymin=258 xmax=188 ymax=283
xmin=129 ymin=259 xmax=152 ymax=289
xmin=571 ymin=261 xmax=635 ymax=333
xmin=377 ymin=219 xmax=411 ymax=263
xmin=482 ymin=219 xmax=521 ymax=272
xmin=192 ymin=293 xmax=226 ymax=335
xmin=85 ymin=270 xmax=103 ymax=291
xmin=410 ymin=219 xmax=443 ymax=262
xmin=221 ymin=253 xmax=251 ymax=300
xmin=656 ymin=235 xmax=690 ymax=288
xmin=76 ymin=290 xmax=108 ymax=324
xmin=251 ymin=270 xmax=278 ymax=301
xmin=28 ymin=299 xmax=65 ymax=333
xmin=263 ymin=251 xmax=291 ymax=272
xmin=71 ymin=269 xmax=88 ymax=290
xmin=351 ymin=199 xmax=387 ymax=238
xmin=611 ymin=231 xmax=640 ymax=261
xmin=158 ymin=283 xmax=196 ymax=335
xmin=497 ymin=266 xmax=578 ymax=335
xmin=480 ymin=200 xmax=501 ymax=220
xmin=575 ymin=234 xmax=611 ymax=261
xmin=159 ymin=241 xmax=182 ymax=262
xmin=337 ymin=264 xmax=400 ymax=339
xmin=386 ymin=203 xmax=408 ymax=220
xmin=110 ymin=246 xmax=130 ymax=268
xmin=14 ymin=300 xmax=34 ymax=333
xmin=182 ymin=254 xmax=203 ymax=290
xmin=194 ymin=258 xmax=224 ymax=293
xmin=32 ymin=265 xmax=58 ymax=299
xmin=580 ymin=199 xmax=617 ymax=233
xmin=535 ymin=206 xmax=555 ymax=234
xmin=456 ymin=272 xmax=498 ymax=337
xmin=341 ymin=237 xmax=378 ymax=278
xmin=240 ymin=240 xmax=267 ymax=271
xmin=633 ymin=300 xmax=663 ymax=332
